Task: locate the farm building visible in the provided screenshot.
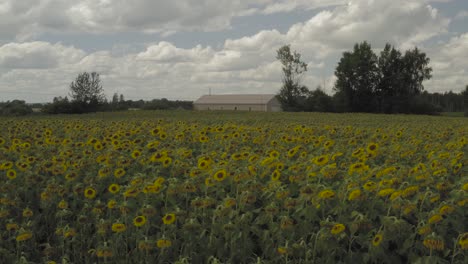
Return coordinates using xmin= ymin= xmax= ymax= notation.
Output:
xmin=194 ymin=94 xmax=282 ymax=112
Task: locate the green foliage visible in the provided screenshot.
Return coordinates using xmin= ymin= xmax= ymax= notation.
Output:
xmin=463 ymin=85 xmax=468 ymax=117
xmin=41 ymin=96 xmax=73 ymax=114
xmin=108 ymin=93 xmax=129 ymax=111
xmin=305 ymin=87 xmax=334 ymax=112
xmin=69 ymin=72 xmax=105 ymax=113
xmin=276 ymin=45 xmax=309 ymax=111
xmin=0 ymin=100 xmax=33 ymax=116
xmin=334 ymin=41 xmax=380 ymax=112
xmin=142 ymin=98 xmax=193 ymax=110
xmin=334 ymin=42 xmax=433 ymax=114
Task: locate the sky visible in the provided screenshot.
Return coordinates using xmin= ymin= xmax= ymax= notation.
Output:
xmin=0 ymin=0 xmax=467 ymax=103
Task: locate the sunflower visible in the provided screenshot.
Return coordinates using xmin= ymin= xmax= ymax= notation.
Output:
xmin=198 ymin=160 xmax=211 ymax=170
xmin=351 ymin=148 xmax=364 ymax=158
xmin=58 ymin=200 xmax=68 ymax=209
xmin=205 ymin=177 xmax=215 ymax=187
xmin=114 ymin=168 xmax=126 ymax=178
xmin=162 ymin=157 xmax=172 ymax=168
xmin=143 ymin=184 xmax=162 ymax=194
xmin=313 ymin=155 xmax=329 ymax=166
xmin=162 ymin=213 xmax=176 ymax=225
xmin=133 ymin=215 xmax=147 ymax=227
xmin=417 ymin=225 xmax=432 ymax=236
xmin=84 ymin=187 xmax=97 ymax=199
xmin=439 ymin=205 xmax=454 ymax=215
xmin=96 ymin=247 xmax=114 ymax=258
xmin=6 ymin=223 xmax=19 ymax=231
xmin=402 ymin=186 xmax=419 ymax=198
xmin=94 ymin=142 xmax=104 ymax=151
xmin=324 ymin=140 xmax=335 ymax=149
xmin=2 ymin=161 xmax=13 ymax=170
xmin=269 ymin=150 xmax=280 ymax=159
xmin=318 ymin=189 xmax=335 ymax=199
xmin=271 ymin=170 xmax=281 ymax=181
xmin=64 ymin=171 xmax=78 ymax=181
xmin=123 ymin=188 xmax=140 ymax=198
xmin=277 ymin=247 xmax=288 ymax=255
xmin=213 ymin=169 xmax=227 ymax=182
xmin=428 ymin=214 xmax=443 ymax=224
xmin=108 ymin=184 xmax=120 ymax=194
xmin=131 ymin=149 xmax=142 ymax=159
xmin=377 ymin=188 xmax=395 ymax=197
xmin=6 ymin=169 xmax=17 ymax=180
xmin=372 ymin=233 xmax=383 ymax=246
xmin=287 ymin=147 xmax=299 ymax=158
xmin=199 ymin=135 xmax=209 ymax=143
xmin=459 ymin=233 xmax=468 ymax=250
xmin=107 ymin=199 xmax=117 ymax=209
xmin=423 ymin=237 xmax=445 ymax=251
xmin=331 ymin=223 xmax=346 ymax=235
xmin=111 ymin=223 xmax=126 ymax=233
xmin=363 ymin=181 xmax=377 ymax=191
xmin=16 ymin=231 xmax=33 ymax=242
xmin=224 ymin=198 xmax=237 ymax=208
xmin=366 ymin=142 xmax=378 ymax=154
xmin=156 ymin=239 xmax=172 ymax=248
xmin=348 ymin=162 xmax=369 ymax=175
xmin=22 ymin=208 xmax=33 ymax=217
xmin=348 ymin=189 xmax=362 ymax=201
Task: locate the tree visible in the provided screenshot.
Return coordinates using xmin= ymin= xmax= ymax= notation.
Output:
xmin=306 ymin=86 xmax=334 ymax=112
xmin=334 ymin=42 xmax=433 ymax=114
xmin=0 ymin=100 xmax=33 ymax=116
xmin=401 ymin=47 xmax=432 ymax=96
xmin=69 ymin=72 xmax=105 ymax=113
xmin=276 ymin=45 xmax=309 ymax=111
xmin=463 ymin=85 xmax=468 ymax=117
xmin=334 ymin=41 xmax=379 ymax=112
xmin=112 ymin=93 xmax=119 ymax=105
xmin=377 ymin=44 xmax=403 ymax=113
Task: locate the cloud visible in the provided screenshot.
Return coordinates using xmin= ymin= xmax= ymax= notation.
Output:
xmin=136 ymin=42 xmax=214 ymax=63
xmin=260 ymin=0 xmax=345 ymax=14
xmin=455 ymin=10 xmax=468 ymax=20
xmin=0 ymin=42 xmax=85 ymax=69
xmin=0 ymin=0 xmax=346 ymax=42
xmin=284 ymin=0 xmax=449 ymax=52
xmin=0 ymin=0 xmax=464 ymax=102
xmin=427 ymin=33 xmax=468 ymax=93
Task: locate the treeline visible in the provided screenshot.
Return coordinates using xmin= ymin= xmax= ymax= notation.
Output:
xmin=0 ymin=100 xmax=34 ymax=116
xmin=277 ymin=42 xmax=468 ymax=115
xmin=41 ymin=95 xmax=193 ymax=114
xmin=39 ymin=72 xmax=192 ymax=114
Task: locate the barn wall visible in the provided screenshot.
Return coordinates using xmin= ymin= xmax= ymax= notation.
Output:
xmin=194 ymin=104 xmax=267 ymax=111
xmin=267 ymin=99 xmax=282 ymax=112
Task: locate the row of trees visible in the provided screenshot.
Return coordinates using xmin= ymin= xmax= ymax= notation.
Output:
xmin=0 ymin=100 xmax=34 ymax=116
xmin=276 ymin=42 xmax=468 ymax=115
xmin=41 ymin=72 xmax=192 ymax=114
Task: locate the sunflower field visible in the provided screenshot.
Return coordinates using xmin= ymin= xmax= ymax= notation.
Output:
xmin=0 ymin=111 xmax=467 ymax=264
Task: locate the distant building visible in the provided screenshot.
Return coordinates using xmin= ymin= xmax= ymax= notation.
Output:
xmin=194 ymin=94 xmax=281 ymax=112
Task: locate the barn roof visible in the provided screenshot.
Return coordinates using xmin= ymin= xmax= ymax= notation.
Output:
xmin=194 ymin=94 xmax=277 ymax=105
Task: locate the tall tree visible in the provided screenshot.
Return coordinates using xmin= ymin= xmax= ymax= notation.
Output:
xmin=390 ymin=47 xmax=432 ymax=113
xmin=377 ymin=44 xmax=403 ymax=113
xmin=334 ymin=41 xmax=379 ymax=112
xmin=112 ymin=93 xmax=119 ymax=104
xmin=401 ymin=47 xmax=432 ymax=95
xmin=69 ymin=72 xmax=105 ymax=113
xmin=276 ymin=45 xmax=309 ymax=111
